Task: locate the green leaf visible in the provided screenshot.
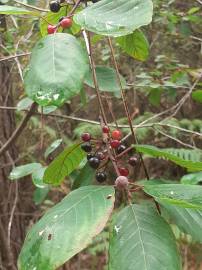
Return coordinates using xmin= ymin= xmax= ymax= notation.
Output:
xmin=192 ymin=90 xmax=202 ymax=103
xmin=18 ymin=186 xmax=115 ymax=270
xmin=181 ymin=172 xmax=202 ymax=185
xmin=148 ymin=88 xmax=162 ymax=106
xmin=72 ymin=163 xmax=95 ymax=190
xmin=109 ymin=204 xmax=181 ymax=270
xmin=41 ymin=106 xmax=57 ymax=114
xmin=17 ymin=97 xmax=33 ymax=111
xmin=116 ymin=30 xmax=149 ymax=61
xmin=24 ymin=33 xmax=89 ymax=107
xmin=135 ymin=145 xmax=202 ymax=171
xmin=74 ymin=0 xmax=153 ymax=37
xmin=33 ymin=186 xmax=50 ymax=205
xmin=32 ymin=167 xmax=47 ymax=188
xmin=161 ymin=203 xmax=202 ymax=243
xmin=0 ymin=5 xmax=39 ymax=15
xmin=144 ymin=183 xmax=202 ymax=209
xmin=187 ymin=7 xmax=200 ymax=15
xmin=84 ymin=66 xmax=127 ymax=93
xmin=9 ymin=163 xmax=42 ymax=180
xmin=43 ymin=144 xmax=86 ymax=185
xmin=44 ymin=139 xmax=63 ymax=159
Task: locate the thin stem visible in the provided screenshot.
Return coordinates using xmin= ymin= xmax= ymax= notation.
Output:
xmin=154 ymin=127 xmax=195 ymax=149
xmin=116 ymin=146 xmax=133 ymax=159
xmin=84 ymin=30 xmax=108 ymax=124
xmin=107 ymin=37 xmax=150 ymax=180
xmin=0 ymin=52 xmax=30 ymax=63
xmin=14 ymin=0 xmax=48 ymax=12
xmin=103 ymin=92 xmax=118 ymax=128
xmin=1 ymin=106 xmax=201 ymax=138
xmin=68 ymin=0 xmax=82 ymax=16
xmin=0 ymin=102 xmax=37 ymax=157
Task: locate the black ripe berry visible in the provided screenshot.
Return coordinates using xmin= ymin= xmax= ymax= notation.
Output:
xmin=128 ymin=156 xmax=138 ymax=166
xmin=87 ymin=153 xmax=95 ymax=160
xmin=81 ymin=142 xmax=92 ymax=153
xmin=88 ymin=157 xmax=100 ymax=169
xmin=49 ymin=1 xmax=61 ymax=13
xmin=96 ymin=172 xmax=107 ymax=183
xmin=117 ymin=144 xmax=126 ymax=154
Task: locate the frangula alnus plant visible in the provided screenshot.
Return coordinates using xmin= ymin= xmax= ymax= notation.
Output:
xmin=1 ymin=0 xmax=202 ymax=269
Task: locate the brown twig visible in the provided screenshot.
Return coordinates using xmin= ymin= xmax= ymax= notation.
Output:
xmin=68 ymin=0 xmax=82 ymax=16
xmin=0 ymin=102 xmax=37 ymax=157
xmin=83 ymin=30 xmax=108 ymax=124
xmin=0 ymin=52 xmax=31 ymax=63
xmin=107 ymin=37 xmax=150 ymax=180
xmin=14 ymin=0 xmax=48 ymax=12
xmin=1 ymin=106 xmax=202 ymax=138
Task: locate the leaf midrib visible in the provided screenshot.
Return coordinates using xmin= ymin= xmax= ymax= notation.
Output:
xmin=130 ymin=205 xmax=148 ymax=270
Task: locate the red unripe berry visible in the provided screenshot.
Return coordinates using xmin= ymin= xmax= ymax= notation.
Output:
xmin=115 ymin=176 xmax=129 ymax=189
xmin=102 ymin=126 xmax=110 ymax=134
xmin=47 ymin=24 xmax=57 ymax=34
xmin=81 ymin=133 xmax=91 ymax=142
xmin=111 ymin=129 xmax=122 ymax=140
xmin=118 ymin=167 xmax=129 ymax=176
xmin=110 ymin=140 xmax=120 ymax=149
xmin=60 ymin=17 xmax=72 ymax=28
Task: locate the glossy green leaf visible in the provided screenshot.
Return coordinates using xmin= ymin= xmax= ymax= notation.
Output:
xmin=9 ymin=163 xmax=42 ymax=180
xmin=43 ymin=144 xmax=86 ymax=185
xmin=192 ymin=90 xmax=202 ymax=103
xmin=44 ymin=139 xmax=63 ymax=159
xmin=24 ymin=33 xmax=89 ymax=107
xmin=109 ymin=204 xmax=181 ymax=270
xmin=162 ymin=203 xmax=202 ymax=243
xmin=74 ymin=0 xmax=153 ymax=37
xmin=135 ymin=145 xmax=202 ymax=171
xmin=0 ymin=5 xmax=39 ymax=15
xmin=116 ymin=30 xmax=149 ymax=61
xmin=181 ymin=172 xmax=202 ymax=185
xmin=84 ymin=66 xmax=127 ymax=93
xmin=72 ymin=163 xmax=95 ymax=190
xmin=144 ymin=183 xmax=202 ymax=209
xmin=18 ymin=186 xmax=115 ymax=270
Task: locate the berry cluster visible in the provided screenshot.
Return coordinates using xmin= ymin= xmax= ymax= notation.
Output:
xmin=48 ymin=1 xmax=73 ymax=34
xmin=80 ymin=127 xmax=138 ymax=187
xmin=81 ymin=133 xmax=107 ymax=183
xmin=47 ymin=0 xmax=102 ymax=34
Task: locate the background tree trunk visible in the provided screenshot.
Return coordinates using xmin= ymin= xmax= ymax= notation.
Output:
xmin=0 ymin=13 xmax=23 ymax=270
